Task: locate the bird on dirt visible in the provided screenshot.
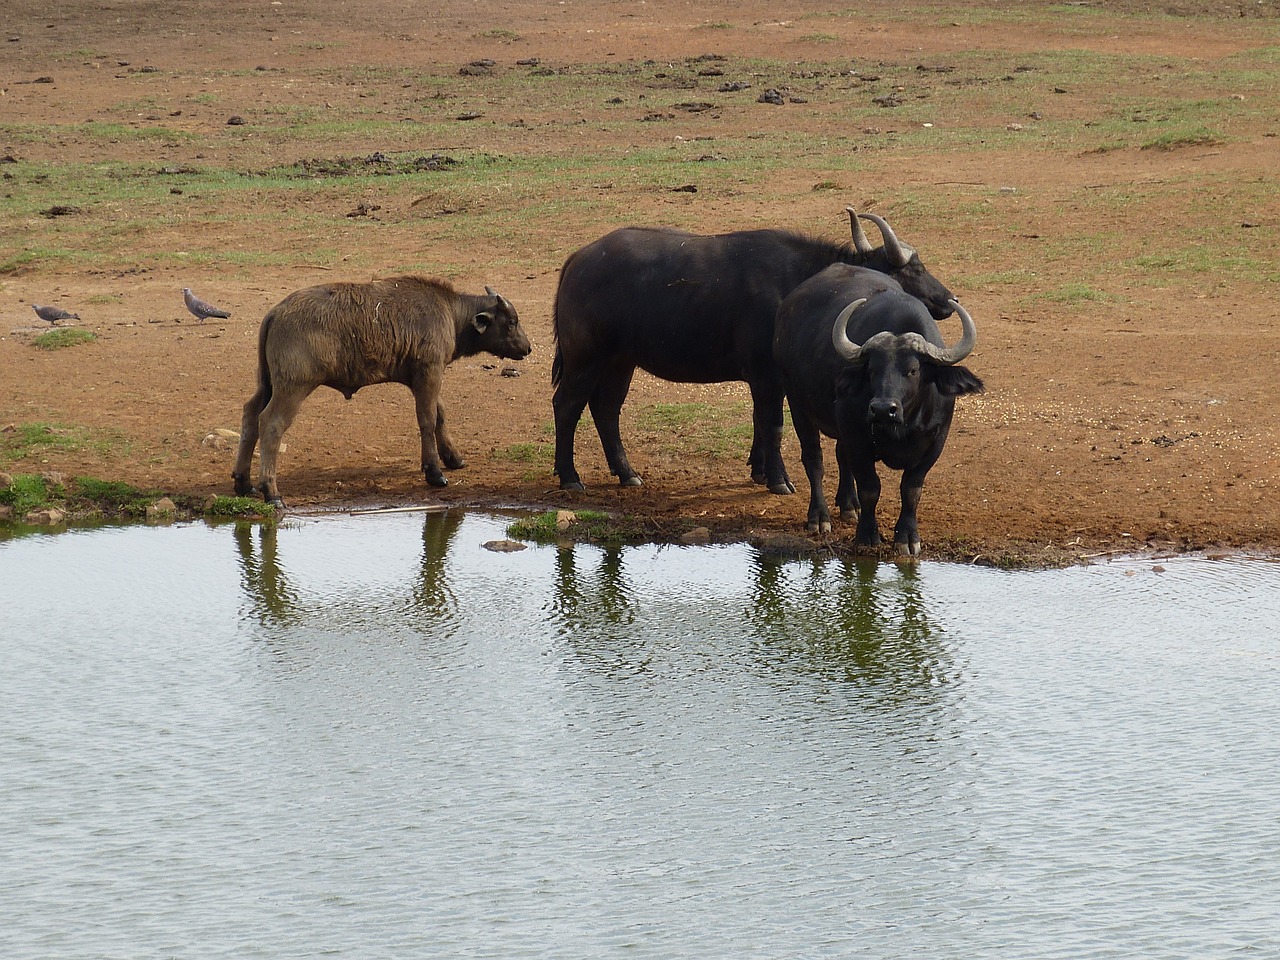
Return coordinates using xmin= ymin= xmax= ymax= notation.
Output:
xmin=32 ymin=304 xmax=80 ymax=325
xmin=183 ymin=287 xmax=231 ymax=323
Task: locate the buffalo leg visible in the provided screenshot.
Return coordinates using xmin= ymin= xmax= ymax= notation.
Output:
xmin=552 ymin=365 xmax=598 ymax=491
xmin=790 ymin=407 xmax=830 ymax=533
xmin=411 ymin=368 xmax=448 ymax=487
xmin=588 ymin=363 xmax=640 ymax=487
xmin=895 ymin=480 xmax=925 ymax=557
xmin=434 ymin=400 xmax=465 ymax=470
xmin=833 ymin=439 xmax=857 ymax=522
xmin=255 ymin=383 xmax=312 ymax=507
xmin=851 ymin=459 xmax=883 ymax=548
xmin=233 ymin=382 xmax=271 ymax=496
xmin=747 ymin=382 xmax=794 ymax=495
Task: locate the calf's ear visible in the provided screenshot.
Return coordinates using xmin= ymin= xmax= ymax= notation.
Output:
xmin=934 ymin=365 xmax=984 ymax=397
xmin=472 ymin=311 xmax=493 ymax=334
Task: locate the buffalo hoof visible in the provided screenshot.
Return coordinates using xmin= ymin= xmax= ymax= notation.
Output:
xmin=268 ymin=496 xmax=285 ymax=511
xmin=896 ymin=540 xmax=922 ymax=557
xmin=560 ymin=480 xmax=586 ymax=492
xmin=232 ymin=473 xmax=252 ymax=497
xmin=425 ymin=470 xmax=449 ymax=488
xmin=806 ymin=520 xmax=832 ymax=534
xmin=619 ymin=476 xmax=643 ymax=488
xmin=840 ymin=508 xmax=859 ymax=522
xmin=751 ymin=472 xmax=767 ymax=485
xmin=444 ymin=456 xmax=466 ymax=470
xmin=768 ymin=480 xmax=795 ymax=495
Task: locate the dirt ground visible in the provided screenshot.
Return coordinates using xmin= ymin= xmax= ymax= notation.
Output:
xmin=2 ymin=0 xmax=1278 ymax=564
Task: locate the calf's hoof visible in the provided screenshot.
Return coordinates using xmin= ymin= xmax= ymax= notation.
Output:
xmin=424 ymin=469 xmax=449 ymax=488
xmin=443 ymin=454 xmax=466 ymax=470
xmin=560 ymin=479 xmax=586 ymax=492
xmin=840 ymin=507 xmax=859 ymax=522
xmin=768 ymin=480 xmax=795 ymax=495
xmin=619 ymin=476 xmax=643 ymax=488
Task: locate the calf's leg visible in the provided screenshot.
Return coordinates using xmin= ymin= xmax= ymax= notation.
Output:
xmin=434 ymin=400 xmax=465 ymax=470
xmin=411 ymin=366 xmax=449 ymax=487
xmin=233 ymin=382 xmax=271 ymax=495
xmin=255 ymin=382 xmax=312 ymax=507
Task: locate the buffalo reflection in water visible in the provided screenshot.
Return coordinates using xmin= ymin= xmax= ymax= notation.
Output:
xmin=748 ymin=552 xmax=953 ymax=698
xmin=232 ymin=510 xmax=465 ymax=629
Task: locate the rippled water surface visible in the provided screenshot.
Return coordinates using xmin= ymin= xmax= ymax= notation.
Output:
xmin=3 ymin=511 xmax=1279 ymax=959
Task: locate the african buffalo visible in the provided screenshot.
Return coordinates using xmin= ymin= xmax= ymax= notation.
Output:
xmin=232 ymin=275 xmax=530 ymax=507
xmin=551 ymin=209 xmax=954 ymax=494
xmin=773 ymin=263 xmax=983 ymax=554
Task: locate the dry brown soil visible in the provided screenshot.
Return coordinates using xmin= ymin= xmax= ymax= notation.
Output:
xmin=2 ymin=0 xmax=1277 ymax=564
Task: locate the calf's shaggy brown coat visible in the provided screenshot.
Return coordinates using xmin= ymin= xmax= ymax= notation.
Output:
xmin=233 ymin=275 xmax=531 ymax=506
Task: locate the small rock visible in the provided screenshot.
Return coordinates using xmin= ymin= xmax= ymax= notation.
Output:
xmin=757 ymin=88 xmax=786 ymax=105
xmin=0 ymin=504 xmax=12 ymax=520
xmin=0 ymin=471 xmax=13 ymax=487
xmin=483 ymin=539 xmax=527 ymax=552
xmin=556 ymin=509 xmax=577 ymax=532
xmin=40 ymin=471 xmax=65 ymax=487
xmin=202 ymin=494 xmax=219 ymax=512
xmin=679 ymin=526 xmax=712 ymax=545
xmin=146 ymin=497 xmax=177 ymax=520
xmin=226 ymin=115 xmax=247 ymax=125
xmin=25 ymin=507 xmax=66 ymax=526
xmin=500 ymin=365 xmax=521 ymax=377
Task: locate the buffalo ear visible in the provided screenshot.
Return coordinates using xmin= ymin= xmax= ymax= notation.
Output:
xmin=472 ymin=311 xmax=493 ymax=334
xmin=934 ymin=365 xmax=984 ymax=397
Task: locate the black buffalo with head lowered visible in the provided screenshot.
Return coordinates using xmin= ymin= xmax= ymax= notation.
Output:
xmin=551 ymin=209 xmax=954 ymax=494
xmin=773 ymin=263 xmax=983 ymax=554
xmin=232 ymin=275 xmax=530 ymax=508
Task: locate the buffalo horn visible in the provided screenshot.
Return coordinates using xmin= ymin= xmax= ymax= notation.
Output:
xmin=846 ymin=206 xmax=875 ymax=256
xmin=831 ymin=298 xmax=870 ymax=360
xmin=915 ymin=298 xmax=977 ymax=365
xmin=832 ymin=297 xmax=977 ymax=366
xmin=484 ymin=285 xmax=512 ymax=312
xmin=857 ymin=212 xmax=914 ymax=268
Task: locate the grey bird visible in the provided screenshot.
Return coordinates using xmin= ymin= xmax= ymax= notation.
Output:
xmin=183 ymin=287 xmax=231 ymax=323
xmin=32 ymin=304 xmax=80 ymax=325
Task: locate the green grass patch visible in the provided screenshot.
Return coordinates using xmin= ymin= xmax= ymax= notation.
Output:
xmin=1141 ymin=127 xmax=1225 ymax=151
xmin=633 ymin=402 xmax=758 ymax=458
xmin=507 ymin=509 xmax=636 ymax=544
xmin=0 ymin=474 xmax=59 ymax=516
xmin=32 ymin=328 xmax=98 ymax=350
xmin=495 ymin=442 xmax=553 ymax=464
xmin=2 ymin=423 xmax=96 ymax=462
xmin=1028 ymin=283 xmax=1117 ymax=305
xmin=203 ymin=495 xmax=279 ymax=519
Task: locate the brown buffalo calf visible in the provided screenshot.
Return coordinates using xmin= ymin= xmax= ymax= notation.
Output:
xmin=232 ymin=275 xmax=530 ymax=507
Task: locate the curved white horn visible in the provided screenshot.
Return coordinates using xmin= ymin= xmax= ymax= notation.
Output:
xmin=857 ymin=212 xmax=914 ymax=267
xmin=831 ymin=298 xmax=869 ymax=360
xmin=846 ymin=206 xmax=874 ymax=255
xmin=916 ymin=298 xmax=977 ymax=365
